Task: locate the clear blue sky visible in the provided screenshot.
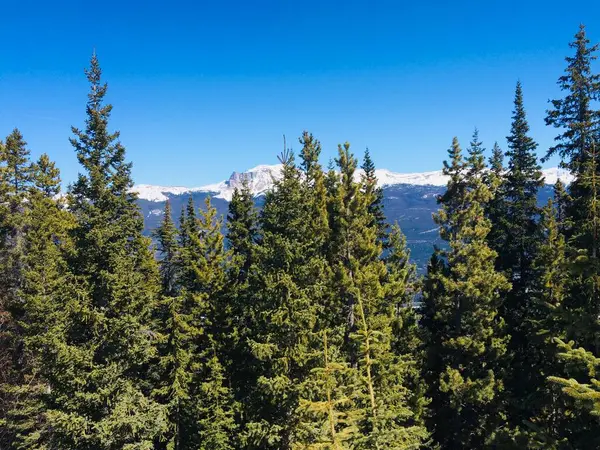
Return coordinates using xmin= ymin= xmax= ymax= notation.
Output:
xmin=1 ymin=0 xmax=600 ymax=186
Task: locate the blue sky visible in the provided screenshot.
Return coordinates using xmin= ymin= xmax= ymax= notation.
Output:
xmin=1 ymin=0 xmax=600 ymax=186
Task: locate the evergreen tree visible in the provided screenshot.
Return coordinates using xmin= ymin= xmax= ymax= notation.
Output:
xmin=553 ymin=179 xmax=572 ymax=234
xmin=544 ymin=25 xmax=600 ymax=353
xmin=329 ymin=143 xmax=428 ymax=449
xmin=545 ymin=25 xmax=600 ymax=172
xmin=385 ymin=224 xmax=428 ymax=425
xmin=176 ymin=197 xmax=237 ymax=449
xmin=224 ymin=180 xmax=259 ymax=430
xmin=152 ymin=199 xmax=193 ymax=450
xmin=35 ymin=53 xmax=168 ymax=448
xmin=299 ymin=131 xmax=331 ymax=255
xmin=485 ymin=142 xmax=507 ymax=257
xmin=154 ymin=200 xmax=179 ymax=297
xmin=422 ymin=134 xmax=510 ymax=449
xmin=526 ymin=199 xmax=570 ymax=448
xmin=2 ymin=129 xmax=32 ymax=197
xmin=361 ymin=148 xmax=388 ymax=247
xmin=245 ymin=137 xmax=332 ymax=448
xmin=547 ymin=340 xmax=600 ymax=449
xmin=496 ymin=82 xmax=545 ymax=428
xmin=0 ymin=129 xmax=32 ymax=318
xmin=5 ymin=155 xmax=78 ymax=449
xmin=227 ymin=180 xmax=258 ymax=285
xmin=0 ymin=131 xmax=35 ymax=448
xmin=294 ymin=330 xmax=361 ymax=450
xmin=543 ymin=25 xmax=600 ymax=447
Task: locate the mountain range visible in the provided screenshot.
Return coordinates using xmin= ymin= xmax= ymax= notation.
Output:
xmin=134 ymin=164 xmax=572 ymax=270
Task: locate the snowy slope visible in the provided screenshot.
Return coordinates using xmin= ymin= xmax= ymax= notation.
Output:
xmin=132 ymin=164 xmax=574 ymax=202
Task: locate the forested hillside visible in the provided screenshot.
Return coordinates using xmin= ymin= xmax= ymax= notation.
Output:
xmin=1 ymin=25 xmax=600 ymax=450
xmin=137 ymin=182 xmax=558 ymax=271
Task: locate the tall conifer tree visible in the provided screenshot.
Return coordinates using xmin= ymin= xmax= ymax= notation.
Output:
xmin=224 ymin=180 xmax=259 ymax=432
xmin=495 ymin=82 xmax=545 ymax=428
xmin=422 ymin=134 xmax=510 ymax=449
xmin=37 ymin=53 xmax=169 ymax=448
xmin=5 ymin=155 xmax=77 ymax=448
xmin=176 ymin=197 xmax=238 ymax=449
xmin=245 ymin=149 xmax=319 ymax=448
xmin=328 ymin=143 xmax=428 ymax=449
xmin=246 ymin=133 xmax=333 ymax=448
xmin=543 ymin=24 xmax=600 ymax=448
xmin=361 ymin=148 xmax=388 ymax=247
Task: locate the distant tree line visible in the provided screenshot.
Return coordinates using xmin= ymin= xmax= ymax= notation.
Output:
xmin=0 ymin=25 xmax=599 ymax=450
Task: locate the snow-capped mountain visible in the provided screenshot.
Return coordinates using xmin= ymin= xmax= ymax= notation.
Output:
xmin=132 ymin=164 xmax=574 ymax=202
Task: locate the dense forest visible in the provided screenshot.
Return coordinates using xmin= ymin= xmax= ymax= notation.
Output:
xmin=1 ymin=24 xmax=599 ymax=450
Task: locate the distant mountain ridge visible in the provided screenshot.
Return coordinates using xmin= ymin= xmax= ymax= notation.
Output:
xmin=133 ymin=164 xmax=573 ymax=202
xmin=134 ymin=164 xmax=570 ymax=270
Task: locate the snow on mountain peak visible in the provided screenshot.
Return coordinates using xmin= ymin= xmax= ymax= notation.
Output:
xmin=133 ymin=164 xmax=283 ymax=202
xmin=132 ymin=165 xmax=573 ymax=202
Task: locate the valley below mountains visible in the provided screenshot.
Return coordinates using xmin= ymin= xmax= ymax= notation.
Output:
xmin=135 ymin=164 xmax=570 ymax=269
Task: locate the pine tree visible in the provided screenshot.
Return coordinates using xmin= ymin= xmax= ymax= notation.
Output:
xmin=155 ymin=200 xmax=179 ymax=297
xmin=5 ymin=154 xmax=78 ymax=449
xmin=328 ymin=143 xmax=428 ymax=449
xmin=36 ymin=53 xmax=169 ymax=448
xmin=544 ymin=24 xmax=600 ymax=352
xmin=245 ymin=139 xmax=331 ymax=448
xmin=422 ymin=134 xmax=510 ymax=449
xmin=385 ymin=224 xmax=428 ymax=425
xmin=0 ymin=130 xmax=34 ymax=448
xmin=224 ymin=180 xmax=259 ymax=430
xmin=361 ymin=148 xmax=388 ymax=247
xmin=543 ymin=26 xmax=600 ymax=447
xmin=495 ymin=82 xmax=545 ymax=428
xmin=485 ymin=142 xmax=507 ymax=256
xmin=176 ymin=197 xmax=237 ymax=449
xmin=294 ymin=330 xmax=361 ymax=450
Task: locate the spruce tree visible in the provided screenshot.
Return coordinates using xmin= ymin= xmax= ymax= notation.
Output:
xmin=245 ymin=149 xmax=313 ymax=447
xmin=547 ymin=340 xmax=600 ymax=449
xmin=422 ymin=134 xmax=510 ymax=449
xmin=0 ymin=130 xmax=35 ymax=448
xmin=0 ymin=129 xmax=32 ymax=317
xmin=496 ymin=82 xmax=545 ymax=428
xmin=245 ymin=136 xmax=331 ymax=448
xmin=385 ymin=224 xmax=428 ymax=425
xmin=485 ymin=142 xmax=507 ymax=257
xmin=328 ymin=143 xmax=428 ymax=449
xmin=526 ymin=199 xmax=570 ymax=448
xmin=224 ymin=180 xmax=259 ymax=429
xmin=37 ymin=53 xmax=168 ymax=448
xmin=176 ymin=197 xmax=237 ymax=449
xmin=227 ymin=180 xmax=258 ymax=285
xmin=553 ymin=179 xmax=571 ymax=234
xmin=5 ymin=154 xmax=78 ymax=449
xmin=544 ymin=25 xmax=600 ymax=353
xmin=154 ymin=200 xmax=179 ymax=297
xmin=543 ymin=25 xmax=600 ymax=447
xmin=361 ymin=148 xmax=388 ymax=247
xmin=152 ymin=199 xmax=193 ymax=450
xmin=545 ymin=25 xmax=600 ymax=172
